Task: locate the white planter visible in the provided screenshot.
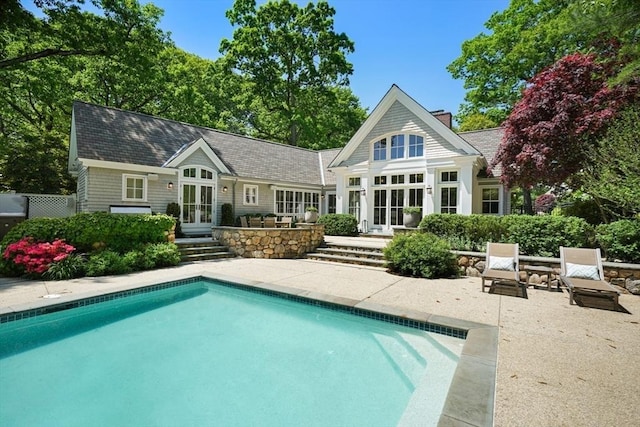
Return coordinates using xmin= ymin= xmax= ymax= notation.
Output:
xmin=304 ymin=211 xmax=318 ymax=223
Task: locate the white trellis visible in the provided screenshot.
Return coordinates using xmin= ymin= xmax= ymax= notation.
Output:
xmin=22 ymin=193 xmax=76 ymax=218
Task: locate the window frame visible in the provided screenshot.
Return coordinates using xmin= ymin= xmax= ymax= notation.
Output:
xmin=482 ymin=187 xmax=501 ymax=215
xmin=122 ymin=174 xmax=147 ymax=202
xmin=243 ymin=184 xmax=259 ymax=206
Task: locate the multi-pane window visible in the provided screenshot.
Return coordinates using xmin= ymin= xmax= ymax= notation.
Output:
xmin=348 ymin=177 xmax=361 ymax=187
xmin=374 ymin=176 xmax=387 ymax=185
xmin=391 ymin=175 xmax=405 ymax=185
xmin=183 ymin=168 xmax=196 ymax=178
xmin=327 ymin=194 xmax=336 ymax=214
xmin=275 ymin=189 xmax=320 ymax=218
xmin=409 ymin=135 xmax=424 ymax=157
xmin=409 ymin=173 xmax=424 ymax=183
xmin=440 ymin=188 xmax=457 ymax=214
xmin=482 ymin=188 xmax=500 ymax=214
xmin=373 ymin=189 xmax=387 ymax=225
xmin=390 ymin=189 xmax=404 ymax=225
xmin=348 ymin=190 xmax=360 ymax=219
xmin=373 ymin=138 xmax=387 ymax=161
xmin=123 ymin=175 xmax=146 ymax=201
xmin=390 ymin=135 xmax=405 ymax=159
xmin=441 ymin=171 xmax=458 ymax=182
xmin=200 ymin=169 xmax=213 ymax=180
xmin=408 ymin=188 xmax=424 ymax=213
xmin=244 ymin=184 xmax=258 ymax=205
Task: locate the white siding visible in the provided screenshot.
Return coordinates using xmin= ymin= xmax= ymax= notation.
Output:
xmin=180 ymin=149 xmax=217 ymax=170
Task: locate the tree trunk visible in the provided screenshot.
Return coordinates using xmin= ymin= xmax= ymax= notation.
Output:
xmin=522 ymin=187 xmax=533 ymax=215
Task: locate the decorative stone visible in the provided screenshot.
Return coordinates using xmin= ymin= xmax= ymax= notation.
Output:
xmin=458 ymin=256 xmax=469 ymax=267
xmin=626 ymin=279 xmax=640 ymax=295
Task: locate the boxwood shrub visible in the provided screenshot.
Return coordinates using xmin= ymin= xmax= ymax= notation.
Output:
xmin=596 ymin=219 xmax=640 ymax=263
xmin=384 ymin=233 xmax=459 ymax=279
xmin=317 ymin=214 xmax=358 ymax=236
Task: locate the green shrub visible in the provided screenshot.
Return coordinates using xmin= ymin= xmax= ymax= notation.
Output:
xmin=1 ymin=217 xmax=67 ymax=247
xmin=166 ymin=202 xmax=183 ymax=237
xmin=384 ymin=233 xmax=459 ymax=279
xmin=317 ymin=214 xmax=358 ymax=236
xmin=42 ymin=254 xmax=87 ymax=281
xmin=221 ymin=203 xmax=235 ymax=226
xmin=501 ymin=215 xmax=593 ymax=257
xmin=86 ymin=250 xmax=131 ymax=277
xmin=419 ymin=214 xmax=468 ymax=238
xmin=144 ymin=243 xmax=181 ymax=267
xmin=596 ymin=219 xmax=640 ymax=263
xmin=122 ymin=249 xmax=154 ymax=271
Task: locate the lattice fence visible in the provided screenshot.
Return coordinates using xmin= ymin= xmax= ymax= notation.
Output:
xmin=23 ymin=194 xmax=76 ymax=218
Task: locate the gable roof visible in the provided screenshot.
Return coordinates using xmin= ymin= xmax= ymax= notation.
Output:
xmin=71 ymin=101 xmax=326 ymax=186
xmin=458 ymin=127 xmax=504 ymax=177
xmin=329 ymin=84 xmax=481 ymax=167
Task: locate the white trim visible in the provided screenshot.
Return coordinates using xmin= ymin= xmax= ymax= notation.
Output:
xmin=243 ymin=184 xmax=259 ymax=206
xmin=164 ymin=137 xmax=231 ymax=174
xmin=78 ymin=158 xmax=177 ymax=175
xmin=329 ymin=84 xmax=481 ymax=167
xmin=122 ymin=174 xmax=148 ymax=202
xmin=481 ymin=186 xmax=502 ymax=215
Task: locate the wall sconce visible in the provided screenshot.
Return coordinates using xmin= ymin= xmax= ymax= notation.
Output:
xmin=222 ymin=186 xmax=228 ymax=193
xmin=321 ymin=194 xmax=325 ymax=200
xmin=167 ymin=182 xmax=174 ymax=190
xmin=426 ymin=185 xmax=433 ymax=195
xmin=360 ymin=188 xmax=366 ymax=196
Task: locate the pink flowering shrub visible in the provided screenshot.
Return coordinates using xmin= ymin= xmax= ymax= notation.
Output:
xmin=3 ymin=238 xmax=76 ymax=276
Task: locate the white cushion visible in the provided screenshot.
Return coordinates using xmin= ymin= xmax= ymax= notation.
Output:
xmin=565 ymin=263 xmax=600 ymax=280
xmin=488 ymin=256 xmax=515 ymax=271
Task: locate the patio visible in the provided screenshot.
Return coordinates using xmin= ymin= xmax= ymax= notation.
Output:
xmin=1 ymin=254 xmax=639 ymax=426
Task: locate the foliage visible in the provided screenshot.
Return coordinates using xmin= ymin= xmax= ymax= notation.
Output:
xmin=492 ymin=51 xmax=637 ymax=189
xmin=534 ymin=194 xmax=556 ymax=213
xmin=596 ymin=219 xmax=640 ymax=263
xmin=579 ymin=105 xmax=640 ymax=218
xmin=42 ymin=254 xmax=87 ymax=280
xmin=143 ymin=243 xmax=181 ymax=267
xmin=500 ymin=215 xmax=593 ymax=257
xmin=403 ymin=207 xmax=422 ymax=214
xmin=384 ymin=233 xmax=459 ymax=279
xmin=457 ymin=113 xmax=498 ymax=132
xmin=419 ymin=214 xmax=503 ymax=252
xmin=316 ymin=214 xmax=358 ymax=236
xmin=305 ymin=206 xmax=318 ymax=212
xmin=220 ymin=0 xmax=364 ymax=148
xmin=165 ymin=202 xmax=183 ymax=237
xmin=2 ymin=237 xmax=75 ymax=276
xmin=86 ymin=250 xmax=130 ymax=276
xmin=221 ymin=203 xmax=235 ymax=226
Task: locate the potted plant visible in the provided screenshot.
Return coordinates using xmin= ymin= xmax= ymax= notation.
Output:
xmin=403 ymin=206 xmax=422 ymax=228
xmin=304 ymin=206 xmax=318 ymax=223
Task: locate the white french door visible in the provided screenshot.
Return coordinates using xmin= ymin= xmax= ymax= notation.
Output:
xmin=180 ymin=167 xmax=216 ymax=235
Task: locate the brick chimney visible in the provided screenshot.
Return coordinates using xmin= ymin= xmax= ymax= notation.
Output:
xmin=430 ymin=110 xmax=452 ymax=128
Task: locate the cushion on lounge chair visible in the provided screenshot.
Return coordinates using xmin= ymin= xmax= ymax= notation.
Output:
xmin=565 ymin=262 xmax=600 ymax=280
xmin=488 ymin=256 xmax=515 ymax=271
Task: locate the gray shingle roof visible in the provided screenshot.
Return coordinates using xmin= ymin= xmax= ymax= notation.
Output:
xmin=458 ymin=127 xmax=504 ymax=176
xmin=73 ymin=101 xmax=326 ymax=186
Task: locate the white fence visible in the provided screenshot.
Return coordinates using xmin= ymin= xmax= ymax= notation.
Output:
xmin=14 ymin=193 xmax=76 ymax=218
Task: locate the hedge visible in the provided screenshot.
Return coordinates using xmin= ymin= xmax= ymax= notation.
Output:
xmin=317 ymin=214 xmax=358 ymax=236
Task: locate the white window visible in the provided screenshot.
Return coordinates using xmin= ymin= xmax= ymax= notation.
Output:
xmin=373 ymin=138 xmax=387 ymax=161
xmin=390 ymin=134 xmax=405 ymax=159
xmin=122 ymin=174 xmax=147 ymax=201
xmin=409 ymin=135 xmax=424 ymax=157
xmin=348 ymin=177 xmax=361 ymax=187
xmin=372 ymin=134 xmax=424 ymax=161
xmin=244 ymin=184 xmax=258 ymax=205
xmin=348 ymin=190 xmax=360 ymax=219
xmin=275 ymin=189 xmax=320 ymax=218
xmin=439 ymin=170 xmax=458 ymax=214
xmin=482 ymin=187 xmax=500 ymax=214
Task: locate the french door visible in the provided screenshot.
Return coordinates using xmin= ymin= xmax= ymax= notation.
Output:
xmin=181 ymin=182 xmax=214 ymax=235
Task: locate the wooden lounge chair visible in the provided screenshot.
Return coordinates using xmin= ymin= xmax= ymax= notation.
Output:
xmin=482 ymin=242 xmax=522 ymax=292
xmin=559 ymin=247 xmax=620 ymax=306
xmin=263 ymin=217 xmax=276 ymax=228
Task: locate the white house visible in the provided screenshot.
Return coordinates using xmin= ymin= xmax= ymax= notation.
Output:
xmin=68 ymin=84 xmax=506 ymax=236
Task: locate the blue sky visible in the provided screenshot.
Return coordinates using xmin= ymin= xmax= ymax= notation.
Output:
xmin=150 ymin=0 xmax=510 ymax=119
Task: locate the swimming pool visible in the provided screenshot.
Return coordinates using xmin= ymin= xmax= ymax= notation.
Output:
xmin=0 ymin=277 xmax=466 ymax=426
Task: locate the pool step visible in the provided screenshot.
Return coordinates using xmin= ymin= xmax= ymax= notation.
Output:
xmin=305 ymin=243 xmax=387 ymax=268
xmin=176 ymin=240 xmax=235 ymax=262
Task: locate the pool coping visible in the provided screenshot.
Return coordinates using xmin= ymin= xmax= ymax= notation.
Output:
xmin=0 ymin=272 xmax=497 ymax=427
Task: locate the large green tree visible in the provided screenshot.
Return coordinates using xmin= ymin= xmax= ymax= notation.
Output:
xmin=220 ymin=0 xmax=364 ymax=148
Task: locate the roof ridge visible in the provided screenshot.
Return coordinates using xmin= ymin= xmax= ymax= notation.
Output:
xmin=72 ymin=99 xmax=324 ymax=154
xmin=457 ymin=126 xmax=504 ymax=135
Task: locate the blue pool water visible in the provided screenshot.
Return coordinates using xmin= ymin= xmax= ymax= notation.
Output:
xmin=0 ymin=280 xmax=462 ymax=426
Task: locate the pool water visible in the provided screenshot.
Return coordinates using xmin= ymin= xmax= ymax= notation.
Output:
xmin=0 ymin=280 xmax=462 ymax=426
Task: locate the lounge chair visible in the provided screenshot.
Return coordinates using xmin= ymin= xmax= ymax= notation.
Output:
xmin=240 ymin=216 xmax=249 ymax=227
xmin=482 ymin=242 xmax=522 ymax=292
xmin=559 ymin=247 xmax=620 ymax=306
xmin=263 ymin=217 xmax=276 ymax=228
xmin=249 ymin=217 xmax=262 ymax=228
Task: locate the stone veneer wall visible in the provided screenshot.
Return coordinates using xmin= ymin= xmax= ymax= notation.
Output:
xmin=455 ymin=251 xmax=640 ymax=295
xmin=212 ymin=224 xmax=324 ymax=259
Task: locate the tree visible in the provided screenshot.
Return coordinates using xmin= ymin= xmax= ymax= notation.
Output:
xmin=579 ymin=105 xmax=640 ymax=219
xmin=447 ymin=0 xmax=585 ymax=124
xmin=457 ymin=113 xmax=498 ymax=132
xmin=490 ymin=51 xmax=637 ymax=191
xmin=220 ymin=0 xmax=360 ymax=147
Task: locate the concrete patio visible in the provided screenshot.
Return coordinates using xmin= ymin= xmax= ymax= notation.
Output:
xmin=1 ymin=251 xmax=639 ymax=426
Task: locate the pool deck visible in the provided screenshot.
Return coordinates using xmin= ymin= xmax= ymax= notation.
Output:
xmin=1 ymin=239 xmax=639 ymax=426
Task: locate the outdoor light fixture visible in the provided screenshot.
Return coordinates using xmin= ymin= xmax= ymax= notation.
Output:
xmin=167 ymin=182 xmax=174 ymax=190
xmin=426 ymin=185 xmax=433 ymax=195
xmin=360 ymin=188 xmax=366 ymax=196
xmin=222 ymin=186 xmax=228 ymax=193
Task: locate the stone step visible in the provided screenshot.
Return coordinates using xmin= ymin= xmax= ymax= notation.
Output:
xmin=319 ymin=243 xmax=385 ymax=254
xmin=180 ymin=251 xmax=235 ymax=262
xmin=314 ymin=247 xmax=385 ymax=260
xmin=305 ymin=252 xmax=387 ymax=268
xmin=179 ymin=245 xmax=230 ymax=256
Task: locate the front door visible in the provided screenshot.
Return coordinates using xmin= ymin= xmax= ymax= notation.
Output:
xmin=180 ymin=167 xmax=216 ymax=235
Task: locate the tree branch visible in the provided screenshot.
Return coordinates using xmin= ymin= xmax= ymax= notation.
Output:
xmin=0 ymin=48 xmax=108 ymax=69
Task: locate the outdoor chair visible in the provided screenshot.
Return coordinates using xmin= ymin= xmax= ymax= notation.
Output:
xmin=278 ymin=217 xmax=292 ymax=228
xmin=559 ymin=247 xmax=620 ymax=306
xmin=240 ymin=216 xmax=249 ymax=227
xmin=482 ymin=242 xmax=522 ymax=292
xmin=263 ymin=217 xmax=276 ymax=228
xmin=249 ymin=217 xmax=262 ymax=228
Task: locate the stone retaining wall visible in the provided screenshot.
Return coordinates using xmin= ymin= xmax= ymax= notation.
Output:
xmin=212 ymin=224 xmax=324 ymax=259
xmin=456 ymin=251 xmax=640 ymax=295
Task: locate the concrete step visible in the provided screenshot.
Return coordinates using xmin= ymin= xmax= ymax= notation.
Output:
xmin=179 ymin=245 xmax=230 ymax=256
xmin=180 ymin=251 xmax=236 ymax=262
xmin=176 ymin=239 xmax=235 ymax=262
xmin=314 ymin=247 xmax=385 ymax=260
xmin=305 ymin=252 xmax=387 ymax=268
